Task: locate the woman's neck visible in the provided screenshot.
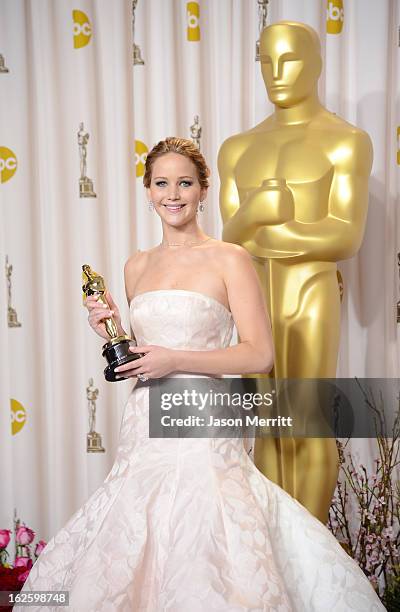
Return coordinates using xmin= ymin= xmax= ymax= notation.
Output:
xmin=160 ymin=222 xmax=208 ymax=247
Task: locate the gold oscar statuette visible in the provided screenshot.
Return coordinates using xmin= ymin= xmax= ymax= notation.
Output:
xmin=86 ymin=378 xmax=105 ymax=452
xmin=82 ymin=265 xmax=142 ymax=382
xmin=218 ymin=21 xmax=373 ymax=523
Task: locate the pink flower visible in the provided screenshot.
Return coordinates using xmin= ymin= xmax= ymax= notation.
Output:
xmin=0 ymin=529 xmax=11 ymax=548
xmin=16 ymin=526 xmax=35 ymax=545
xmin=34 ymin=540 xmax=47 ymax=556
xmin=15 ymin=557 xmax=33 ymax=568
xmin=17 ymin=568 xmax=32 ymax=583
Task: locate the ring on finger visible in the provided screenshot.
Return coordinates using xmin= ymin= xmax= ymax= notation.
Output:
xmin=137 ymin=373 xmax=149 ymax=382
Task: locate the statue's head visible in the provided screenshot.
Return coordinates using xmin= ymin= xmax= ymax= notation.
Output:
xmin=260 ymin=21 xmax=322 ymax=108
xmin=82 ymin=265 xmax=105 ymax=296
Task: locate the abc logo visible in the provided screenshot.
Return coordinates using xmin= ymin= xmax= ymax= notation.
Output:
xmin=187 ymin=2 xmax=200 ymax=42
xmin=135 ymin=140 xmax=148 ymax=178
xmin=0 ymin=147 xmax=17 ymax=183
xmin=11 ymin=398 xmax=27 ymax=435
xmin=73 ymin=10 xmax=93 ymax=48
xmin=327 ymin=0 xmax=344 ymax=34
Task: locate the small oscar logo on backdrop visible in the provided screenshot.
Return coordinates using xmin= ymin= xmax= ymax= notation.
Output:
xmin=337 ymin=269 xmax=344 ymax=302
xmin=397 ymin=127 xmax=400 ymax=165
xmin=0 ymin=146 xmax=17 ymax=183
xmin=190 ymin=115 xmax=202 ymax=150
xmin=10 ymin=399 xmax=27 ymax=435
xmin=135 ymin=140 xmax=148 ymax=178
xmin=0 ymin=53 xmax=9 ymax=73
xmin=86 ymin=378 xmax=105 ymax=453
xmin=397 ymin=253 xmax=400 ymax=323
xmin=327 ymin=0 xmax=344 ymax=34
xmin=132 ymin=0 xmax=145 ymax=65
xmin=5 ymin=256 xmax=21 ymax=327
xmin=255 ymin=0 xmax=269 ymax=61
xmin=187 ymin=2 xmax=200 ymax=41
xmin=73 ymin=9 xmax=93 ymax=48
xmin=77 ymin=122 xmax=96 ymax=197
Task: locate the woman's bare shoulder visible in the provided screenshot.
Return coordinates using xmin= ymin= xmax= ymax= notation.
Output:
xmin=124 ymin=248 xmax=159 ymax=301
xmin=207 ymin=239 xmax=251 ymax=263
xmin=124 ymin=246 xmax=159 ymax=274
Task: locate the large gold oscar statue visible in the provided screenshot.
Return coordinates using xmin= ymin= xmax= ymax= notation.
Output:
xmin=218 ymin=21 xmax=373 ymax=523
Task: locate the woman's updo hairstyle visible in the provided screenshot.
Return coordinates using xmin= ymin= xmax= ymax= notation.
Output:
xmin=143 ymin=137 xmax=210 ymax=189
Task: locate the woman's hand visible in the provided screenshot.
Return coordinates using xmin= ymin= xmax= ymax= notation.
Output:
xmin=85 ymin=291 xmax=126 ymax=341
xmin=114 ymin=345 xmax=178 ymax=379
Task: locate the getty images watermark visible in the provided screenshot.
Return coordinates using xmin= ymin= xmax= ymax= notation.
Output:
xmin=159 ymin=387 xmax=292 ymax=429
xmin=147 ymin=378 xmax=399 ymax=439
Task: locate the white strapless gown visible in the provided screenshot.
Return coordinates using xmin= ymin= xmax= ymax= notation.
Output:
xmin=16 ymin=291 xmax=385 ymax=611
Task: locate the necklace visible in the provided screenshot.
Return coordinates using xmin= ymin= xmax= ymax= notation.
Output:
xmin=159 ymin=237 xmax=212 ymax=248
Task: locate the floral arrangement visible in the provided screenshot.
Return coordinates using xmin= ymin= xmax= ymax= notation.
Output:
xmin=0 ymin=515 xmax=46 ymax=612
xmin=328 ymin=383 xmax=400 ymax=610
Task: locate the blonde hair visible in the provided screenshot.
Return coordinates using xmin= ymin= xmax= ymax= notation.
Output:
xmin=143 ymin=137 xmax=210 ymax=189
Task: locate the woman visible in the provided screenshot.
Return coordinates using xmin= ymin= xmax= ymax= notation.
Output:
xmin=17 ymin=138 xmax=385 ymax=611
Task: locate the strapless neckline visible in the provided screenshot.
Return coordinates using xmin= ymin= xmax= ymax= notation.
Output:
xmin=130 ymin=289 xmax=232 ymax=316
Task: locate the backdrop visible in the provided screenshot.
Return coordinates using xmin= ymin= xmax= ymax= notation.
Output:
xmin=1 ymin=0 xmax=399 ymax=548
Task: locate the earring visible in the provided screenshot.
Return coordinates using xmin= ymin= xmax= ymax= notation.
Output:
xmin=198 ymin=202 xmax=205 ymax=212
xmin=148 ymin=201 xmax=154 ymax=211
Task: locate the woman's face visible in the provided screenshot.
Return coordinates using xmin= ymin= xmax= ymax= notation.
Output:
xmin=147 ymin=152 xmax=207 ymax=227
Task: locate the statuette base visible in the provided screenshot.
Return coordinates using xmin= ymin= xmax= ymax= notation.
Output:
xmin=133 ymin=43 xmax=144 ymax=65
xmin=102 ymin=337 xmax=142 ymax=382
xmin=8 ymin=307 xmax=21 ymax=328
xmin=87 ymin=431 xmax=105 ymax=453
xmin=0 ymin=54 xmax=9 ymax=73
xmin=79 ymin=177 xmax=97 ymax=198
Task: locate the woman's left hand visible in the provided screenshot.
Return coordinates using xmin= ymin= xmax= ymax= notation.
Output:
xmin=114 ymin=345 xmax=178 ymax=380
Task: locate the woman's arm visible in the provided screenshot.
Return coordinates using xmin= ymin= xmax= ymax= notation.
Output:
xmin=173 ymin=245 xmax=274 ymax=375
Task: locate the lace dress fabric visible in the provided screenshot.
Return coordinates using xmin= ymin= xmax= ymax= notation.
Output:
xmin=15 ymin=290 xmax=385 ymax=611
